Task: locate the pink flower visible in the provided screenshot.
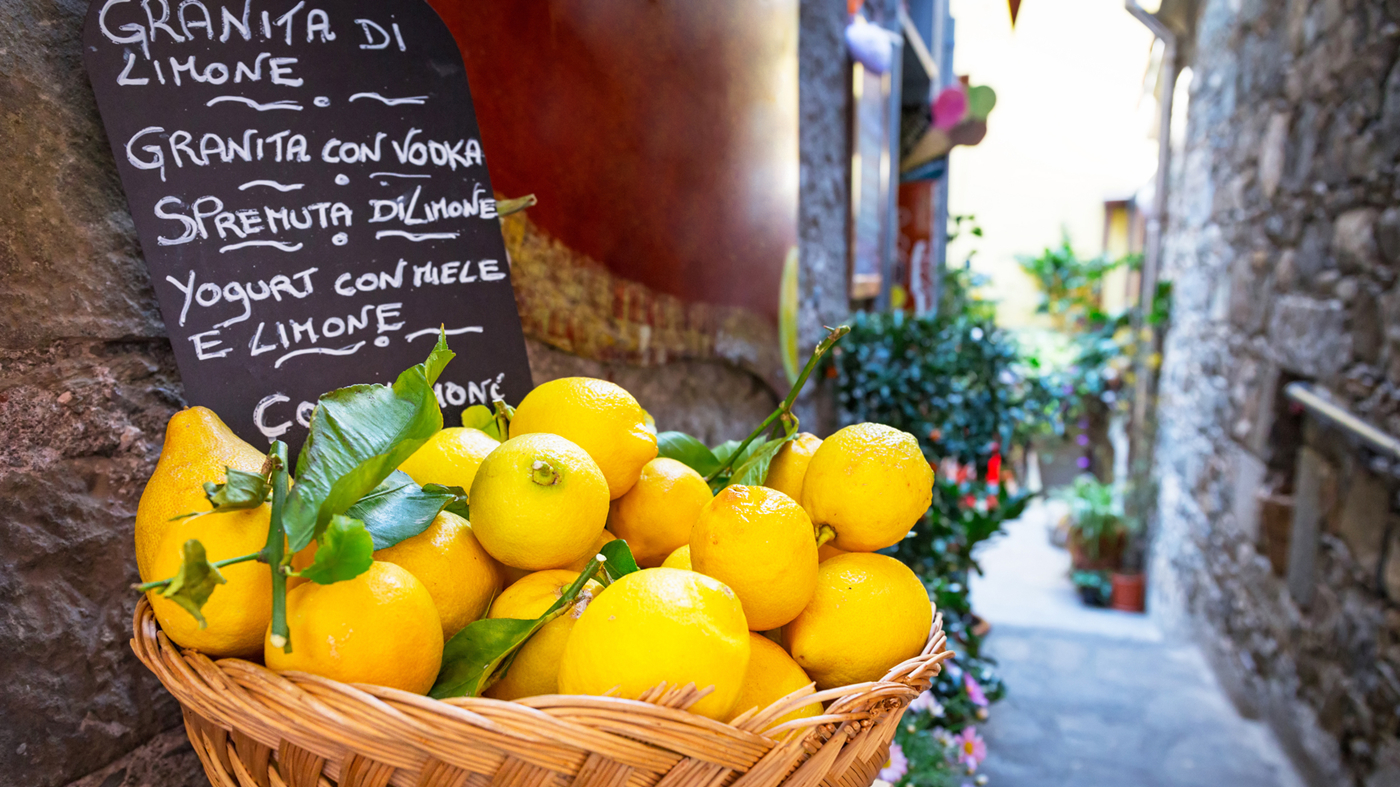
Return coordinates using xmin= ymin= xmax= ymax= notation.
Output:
xmin=953 ymin=727 xmax=986 ymax=771
xmin=878 ymin=741 xmax=908 ymax=783
xmin=963 ymin=673 xmax=988 ymax=707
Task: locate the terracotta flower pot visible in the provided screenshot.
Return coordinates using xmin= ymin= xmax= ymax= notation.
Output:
xmin=1110 ymin=572 xmax=1146 ymax=612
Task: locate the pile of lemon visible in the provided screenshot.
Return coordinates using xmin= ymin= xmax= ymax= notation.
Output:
xmin=136 ymin=377 xmax=935 ymax=725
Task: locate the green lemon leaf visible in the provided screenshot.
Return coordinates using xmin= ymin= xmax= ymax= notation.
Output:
xmin=283 ymin=333 xmax=454 ymax=551
xmin=346 ymin=471 xmax=457 ymax=550
xmin=728 ymin=434 xmax=797 ymax=489
xmin=159 ymin=539 xmax=227 ymax=629
xmin=430 ymin=617 xmax=540 ymax=699
xmin=295 ymin=515 xmax=375 ymax=585
xmin=599 ymin=538 xmax=640 ymax=581
xmin=205 ymin=466 xmax=272 ymax=508
xmin=171 ymin=464 xmax=274 ymax=521
xmin=657 ymin=432 xmax=721 ymax=476
xmin=421 ymin=483 xmax=470 ymax=519
xmin=432 ymin=561 xmax=600 ymax=698
xmin=461 ymin=404 xmax=501 ymax=440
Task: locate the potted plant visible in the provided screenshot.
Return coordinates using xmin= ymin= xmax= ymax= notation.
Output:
xmin=1110 ymin=515 xmax=1146 ymax=613
xmin=1058 ymin=475 xmax=1126 ymax=571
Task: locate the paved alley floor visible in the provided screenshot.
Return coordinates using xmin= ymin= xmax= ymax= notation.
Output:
xmin=966 ymin=501 xmax=1304 ymax=786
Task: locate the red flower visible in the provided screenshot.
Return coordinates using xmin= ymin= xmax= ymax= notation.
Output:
xmin=963 ymin=494 xmax=978 ymax=508
xmin=955 ymin=465 xmax=969 ymax=484
xmin=986 ymin=453 xmax=1002 ymax=485
xmin=984 ymin=495 xmax=998 ymax=510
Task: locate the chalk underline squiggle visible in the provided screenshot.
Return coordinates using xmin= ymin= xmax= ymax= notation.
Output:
xmin=370 ymin=172 xmax=431 ymax=179
xmin=405 ymin=327 xmax=485 ymax=341
xmin=350 ymin=92 xmax=428 ymax=106
xmin=219 ymin=240 xmax=304 ymax=253
xmin=238 ymin=180 xmax=304 ymax=192
xmin=274 ymin=341 xmax=367 ymax=369
xmin=375 ymin=230 xmax=459 ymax=241
xmin=207 ymin=96 xmax=303 ymax=111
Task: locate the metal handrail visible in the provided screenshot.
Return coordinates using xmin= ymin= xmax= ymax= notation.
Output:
xmin=1283 ymin=382 xmax=1400 ymax=460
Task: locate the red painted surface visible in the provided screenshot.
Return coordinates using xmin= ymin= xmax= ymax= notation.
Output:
xmin=428 ymin=1 xmax=798 ymax=318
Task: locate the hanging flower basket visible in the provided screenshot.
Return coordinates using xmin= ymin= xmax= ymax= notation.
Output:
xmin=131 ymin=598 xmax=950 ymax=787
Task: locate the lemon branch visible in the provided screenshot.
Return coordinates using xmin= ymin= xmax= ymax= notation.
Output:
xmin=705 ymin=324 xmax=850 ymax=483
xmin=132 ymin=551 xmax=262 ymax=592
xmin=263 ymin=442 xmax=292 ymax=652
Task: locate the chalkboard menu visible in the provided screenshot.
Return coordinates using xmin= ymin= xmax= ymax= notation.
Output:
xmin=82 ymin=0 xmax=534 ymax=453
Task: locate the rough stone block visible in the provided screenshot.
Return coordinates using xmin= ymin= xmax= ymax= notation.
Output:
xmin=1260 ymin=113 xmax=1291 ymax=199
xmin=0 ymin=340 xmax=183 ymax=787
xmin=1287 ymin=447 xmax=1328 ymax=606
xmin=1336 ymin=467 xmax=1394 ymax=580
xmin=1333 ymin=208 xmax=1380 ymax=272
xmin=0 ymin=0 xmax=165 ymax=348
xmin=1231 ymin=444 xmax=1269 ymax=543
xmin=1267 ymin=295 xmax=1353 ymax=379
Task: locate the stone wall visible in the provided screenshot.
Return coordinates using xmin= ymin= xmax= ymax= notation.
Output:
xmin=0 ymin=1 xmax=824 ymax=785
xmin=1152 ymin=0 xmax=1400 ymax=783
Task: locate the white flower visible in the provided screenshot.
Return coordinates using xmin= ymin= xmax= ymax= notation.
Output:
xmin=909 ymin=690 xmax=945 ymax=718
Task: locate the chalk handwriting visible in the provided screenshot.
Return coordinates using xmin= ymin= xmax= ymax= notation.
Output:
xmin=84 ymin=0 xmax=534 ymax=451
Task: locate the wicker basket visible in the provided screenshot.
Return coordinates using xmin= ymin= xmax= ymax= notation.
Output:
xmin=131 ymin=597 xmax=951 ymax=787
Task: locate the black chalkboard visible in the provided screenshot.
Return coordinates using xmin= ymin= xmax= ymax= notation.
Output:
xmin=82 ymin=0 xmax=534 ymax=454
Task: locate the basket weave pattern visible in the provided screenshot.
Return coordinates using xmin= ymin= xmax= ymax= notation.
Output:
xmin=131 ymin=598 xmax=950 ymax=787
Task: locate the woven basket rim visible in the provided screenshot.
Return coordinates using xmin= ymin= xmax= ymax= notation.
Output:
xmin=131 ymin=597 xmax=952 ymax=787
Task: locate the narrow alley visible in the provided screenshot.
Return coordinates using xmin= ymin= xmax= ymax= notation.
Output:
xmin=970 ymin=501 xmax=1304 ymax=785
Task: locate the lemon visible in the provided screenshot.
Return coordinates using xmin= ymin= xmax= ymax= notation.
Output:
xmin=800 ymin=423 xmax=933 ymax=552
xmin=266 ymin=561 xmax=443 ymax=694
xmin=559 ymin=568 xmax=750 ymax=720
xmin=661 ymin=544 xmax=692 ymax=570
xmin=727 ymin=633 xmax=822 ymax=729
xmin=763 ymin=433 xmax=822 ymax=502
xmin=784 ymin=553 xmax=931 ymax=689
xmin=470 ymin=434 xmax=610 ymax=570
xmin=510 ymin=377 xmax=658 ymax=499
xmin=817 ymin=543 xmax=847 ymax=562
xmin=484 ymin=569 xmax=602 ymax=700
xmin=397 ymin=427 xmax=499 ymax=491
xmin=607 ymin=458 xmax=713 ymax=566
xmin=690 ymin=485 xmax=817 ymax=631
xmin=373 ymin=510 xmax=502 ymax=638
xmin=135 ymin=406 xmax=267 ymax=579
xmin=147 ymin=510 xmax=272 ymax=658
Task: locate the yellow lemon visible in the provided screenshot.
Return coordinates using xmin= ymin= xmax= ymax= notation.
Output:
xmin=727 ymin=633 xmax=822 ymax=729
xmin=484 ymin=569 xmax=602 ymax=700
xmin=135 ymin=406 xmax=267 ymax=579
xmin=661 ymin=544 xmax=692 ymax=570
xmin=470 ymin=434 xmax=610 ymax=570
xmin=817 ymin=543 xmax=847 ymax=562
xmin=266 ymin=561 xmax=443 ymax=694
xmin=563 ymin=530 xmax=618 ymax=572
xmin=763 ymin=433 xmax=822 ymax=502
xmin=607 ymin=458 xmax=713 ymax=566
xmin=396 ymin=427 xmax=500 ymax=491
xmin=373 ymin=510 xmax=502 ymax=638
xmin=784 ymin=553 xmax=931 ymax=689
xmin=800 ymin=423 xmax=933 ymax=552
xmin=690 ymin=485 xmax=817 ymax=631
xmin=509 ymin=377 xmax=658 ymax=498
xmin=147 ymin=510 xmax=272 ymax=658
xmin=559 ymin=568 xmax=750 ymax=719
